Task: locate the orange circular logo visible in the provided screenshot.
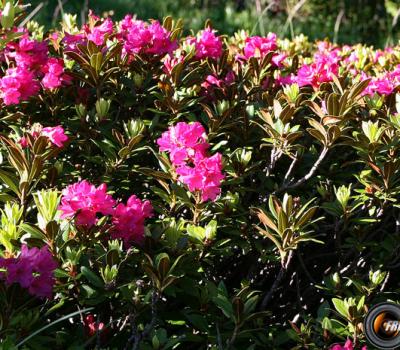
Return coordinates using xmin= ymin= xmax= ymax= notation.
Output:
xmin=364 ymin=303 xmax=400 ymax=349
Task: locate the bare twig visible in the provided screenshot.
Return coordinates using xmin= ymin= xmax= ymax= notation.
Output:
xmin=333 ymin=9 xmax=345 ymax=44
xmin=283 ymin=0 xmax=308 ymax=38
xmin=125 ymin=291 xmax=160 ymax=350
xmin=80 ymin=0 xmax=89 ymax=25
xmin=132 ymin=291 xmax=159 ymax=350
xmin=297 ymin=251 xmax=316 ymax=284
xmin=260 ymin=250 xmax=293 ymax=310
xmin=250 ymin=1 xmax=275 ymax=35
xmin=52 ymin=0 xmax=67 ymax=24
xmin=226 ymin=323 xmax=239 ymax=350
xmin=282 ymin=151 xmax=299 ymax=185
xmin=19 ymin=2 xmax=42 ymax=27
xmin=276 ymin=146 xmax=328 ymax=193
xmin=380 ymin=271 xmax=390 ymax=292
xmin=266 ymin=147 xmax=283 ymax=176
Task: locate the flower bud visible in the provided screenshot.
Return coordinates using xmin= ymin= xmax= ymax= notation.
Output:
xmin=62 ymin=13 xmax=77 ymax=32
xmin=95 ymin=98 xmax=111 ymax=120
xmin=216 ymin=100 xmax=229 ymax=114
xmin=75 ymin=104 xmax=87 ymax=118
xmin=132 ymin=73 xmax=144 ymax=88
xmin=124 ymin=119 xmax=145 ymax=138
xmin=1 ymin=1 xmax=15 ymax=29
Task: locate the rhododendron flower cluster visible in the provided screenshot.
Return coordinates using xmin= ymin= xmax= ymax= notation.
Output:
xmin=59 ymin=180 xmax=116 ymax=227
xmin=62 ymin=12 xmax=113 ymax=49
xmin=0 ymin=66 xmax=39 ymax=105
xmin=111 ymin=195 xmax=153 ymax=246
xmin=0 ymin=34 xmax=68 ymax=104
xmin=7 ymin=37 xmax=48 ymax=70
xmin=85 ymin=18 xmax=114 ymax=46
xmin=360 ymin=66 xmax=400 ymax=96
xmin=41 ymin=58 xmax=70 ymax=89
xmin=84 ymin=314 xmax=107 ymax=338
xmin=19 ymin=124 xmax=68 ymax=148
xmin=362 ymin=75 xmax=395 ymax=96
xmin=294 ymin=43 xmax=341 ymax=88
xmin=42 ymin=125 xmax=69 ymax=147
xmin=163 ymin=52 xmax=185 ymax=75
xmin=157 ymin=122 xmax=209 ymax=165
xmin=296 ymin=56 xmax=339 ymax=89
xmin=119 ymin=16 xmax=177 ymax=56
xmin=330 ymin=339 xmax=367 ymax=350
xmin=0 ymin=245 xmax=57 ymax=299
xmin=242 ymin=34 xmax=278 ymax=59
xmin=176 ymin=152 xmax=224 ymax=201
xmin=188 ymin=27 xmax=222 ymax=60
xmin=62 ymin=32 xmax=86 ymax=51
xmin=59 ymin=180 xmax=152 ymax=245
xmin=201 ymin=71 xmax=235 ymax=90
xmin=157 ymin=122 xmax=224 ymax=201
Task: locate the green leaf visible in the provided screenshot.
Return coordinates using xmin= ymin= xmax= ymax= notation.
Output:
xmin=80 ymin=266 xmax=104 ymax=288
xmin=213 ymin=294 xmax=233 ymax=319
xmin=332 ymin=298 xmax=349 ymax=319
xmin=155 ymin=253 xmax=170 ymax=279
xmin=19 ymin=223 xmax=46 ymax=240
xmin=186 ymin=224 xmax=205 ymax=243
xmin=0 ymin=169 xmax=20 ymax=196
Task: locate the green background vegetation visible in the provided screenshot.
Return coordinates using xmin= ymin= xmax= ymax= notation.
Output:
xmin=29 ymin=0 xmax=400 ymax=47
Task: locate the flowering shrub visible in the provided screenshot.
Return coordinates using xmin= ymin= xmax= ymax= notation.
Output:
xmin=2 ymin=2 xmax=400 ymax=349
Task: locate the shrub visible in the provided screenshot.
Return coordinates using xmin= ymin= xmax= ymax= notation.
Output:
xmin=0 ymin=3 xmax=399 ymax=349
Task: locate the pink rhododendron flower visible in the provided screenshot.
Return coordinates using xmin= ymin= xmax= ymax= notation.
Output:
xmin=201 ymin=71 xmax=235 ymax=90
xmin=361 ymin=71 xmax=397 ymax=96
xmin=364 ymin=77 xmax=395 ymax=96
xmin=176 ymin=152 xmax=224 ymax=202
xmin=200 ymin=71 xmax=235 ymax=100
xmin=59 ymin=180 xmax=116 ymax=227
xmin=62 ymin=32 xmax=86 ymax=51
xmin=158 ymin=121 xmax=224 ymax=202
xmin=201 ymin=74 xmax=223 ymax=90
xmin=86 ymin=18 xmax=114 ymax=45
xmin=111 ymin=195 xmax=153 ymax=246
xmin=157 ymin=122 xmax=209 ymax=165
xmin=271 ymin=53 xmax=287 ymax=67
xmin=42 ymin=125 xmax=69 ymax=147
xmin=41 ymin=57 xmax=68 ymax=89
xmin=275 ymin=72 xmax=295 ymax=86
xmin=314 ymin=42 xmax=341 ymax=63
xmin=19 ymin=124 xmax=68 ymax=148
xmin=189 ymin=27 xmax=222 ymax=60
xmin=6 ymin=36 xmax=48 ymax=70
xmin=0 ymin=66 xmax=39 ymax=105
xmin=296 ymin=56 xmax=338 ymax=89
xmin=241 ymin=33 xmax=277 ymax=59
xmin=163 ymin=53 xmax=185 ymax=75
xmin=330 ymin=339 xmax=367 ymax=350
xmin=0 ymin=245 xmax=58 ymax=299
xmin=120 ymin=16 xmax=177 ymax=56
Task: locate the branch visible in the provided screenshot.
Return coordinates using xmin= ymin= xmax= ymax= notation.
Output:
xmin=282 ymin=151 xmax=299 ymax=185
xmin=266 ymin=147 xmax=283 ymax=176
xmin=260 ymin=250 xmax=293 ymax=310
xmin=132 ymin=291 xmax=159 ymax=350
xmin=125 ymin=291 xmax=160 ymax=350
xmin=276 ymin=146 xmax=328 ymax=193
xmin=226 ymin=323 xmax=239 ymax=350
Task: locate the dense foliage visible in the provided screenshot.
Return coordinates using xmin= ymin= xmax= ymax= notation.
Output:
xmin=1 ymin=2 xmax=400 ymax=349
xmin=31 ymin=0 xmax=400 ymax=47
